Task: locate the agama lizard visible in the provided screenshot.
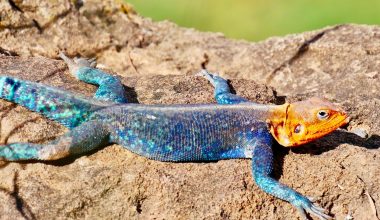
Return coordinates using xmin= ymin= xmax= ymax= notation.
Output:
xmin=0 ymin=53 xmax=348 ymax=219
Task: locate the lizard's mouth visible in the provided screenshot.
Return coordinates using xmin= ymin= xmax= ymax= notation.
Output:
xmin=296 ymin=115 xmax=349 ymax=145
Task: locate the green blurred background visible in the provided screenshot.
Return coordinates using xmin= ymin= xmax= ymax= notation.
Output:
xmin=126 ymin=0 xmax=380 ymax=41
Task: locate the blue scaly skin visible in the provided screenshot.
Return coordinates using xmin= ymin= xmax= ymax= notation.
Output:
xmin=0 ymin=53 xmax=349 ymax=219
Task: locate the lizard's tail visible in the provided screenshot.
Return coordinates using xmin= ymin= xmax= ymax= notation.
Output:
xmin=0 ymin=76 xmax=108 ymax=129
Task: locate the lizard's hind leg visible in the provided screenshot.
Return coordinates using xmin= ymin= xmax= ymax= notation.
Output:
xmin=0 ymin=76 xmax=107 ymax=129
xmin=197 ymin=70 xmax=248 ymax=104
xmin=0 ymin=121 xmax=109 ymax=161
xmin=60 ymin=52 xmax=128 ymax=104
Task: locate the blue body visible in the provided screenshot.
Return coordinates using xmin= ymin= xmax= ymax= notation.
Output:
xmin=91 ymin=104 xmax=270 ymax=161
xmin=0 ymin=61 xmax=330 ymax=219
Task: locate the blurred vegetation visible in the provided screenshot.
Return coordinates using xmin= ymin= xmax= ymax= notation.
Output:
xmin=126 ymin=0 xmax=380 ymax=41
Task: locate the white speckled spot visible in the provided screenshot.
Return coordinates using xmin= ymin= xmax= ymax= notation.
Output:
xmin=146 ymin=115 xmax=157 ymax=120
xmin=244 ymin=149 xmax=253 ymax=158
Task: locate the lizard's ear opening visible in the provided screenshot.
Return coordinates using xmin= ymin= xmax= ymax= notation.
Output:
xmin=268 ymin=103 xmax=292 ymax=147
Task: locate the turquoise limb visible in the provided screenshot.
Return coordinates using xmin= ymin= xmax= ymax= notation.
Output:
xmin=76 ymin=67 xmax=128 ymax=103
xmin=198 ymin=70 xmax=249 ymax=104
xmin=0 ymin=76 xmax=105 ymax=129
xmin=0 ymin=121 xmax=110 ymax=161
xmin=59 ymin=52 xmax=128 ymax=104
xmin=252 ymin=134 xmax=332 ymax=220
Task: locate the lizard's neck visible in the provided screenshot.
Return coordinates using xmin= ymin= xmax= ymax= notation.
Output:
xmin=266 ymin=103 xmax=290 ymax=146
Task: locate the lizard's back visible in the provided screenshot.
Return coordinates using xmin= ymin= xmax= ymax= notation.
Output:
xmin=91 ymin=103 xmax=272 ymax=161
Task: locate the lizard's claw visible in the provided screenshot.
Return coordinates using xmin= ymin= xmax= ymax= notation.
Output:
xmin=73 ymin=56 xmax=97 ymax=68
xmin=293 ymin=196 xmax=332 ymax=220
xmin=59 ymin=52 xmax=97 ymax=76
xmin=196 ymin=69 xmax=222 ymax=87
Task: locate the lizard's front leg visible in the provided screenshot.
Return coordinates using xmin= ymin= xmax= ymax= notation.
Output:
xmin=251 ymin=134 xmax=332 ymax=220
xmin=59 ymin=52 xmax=128 ymax=104
xmin=197 ymin=70 xmax=249 ymax=104
xmin=0 ymin=120 xmax=109 ymax=161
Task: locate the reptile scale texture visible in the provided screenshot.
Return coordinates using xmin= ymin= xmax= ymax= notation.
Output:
xmin=0 ymin=53 xmax=349 ymax=219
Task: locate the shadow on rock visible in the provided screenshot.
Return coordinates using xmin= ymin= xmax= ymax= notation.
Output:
xmin=0 ymin=171 xmax=36 ymax=220
xmin=291 ymin=129 xmax=380 ymax=155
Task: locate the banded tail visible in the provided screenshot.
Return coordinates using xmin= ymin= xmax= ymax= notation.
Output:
xmin=0 ymin=76 xmax=109 ymax=128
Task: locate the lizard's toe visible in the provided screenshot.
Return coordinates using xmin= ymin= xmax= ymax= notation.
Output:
xmin=308 ymin=204 xmax=332 ymax=220
xmin=88 ymin=58 xmax=97 ymax=67
xmin=195 ymin=69 xmax=210 ymax=77
xmin=73 ymin=57 xmax=96 ymax=68
xmin=293 ymin=195 xmax=332 ymax=220
xmin=59 ymin=52 xmax=97 ymax=76
xmin=196 ymin=69 xmax=220 ymax=78
xmin=196 ymin=69 xmax=223 ymax=87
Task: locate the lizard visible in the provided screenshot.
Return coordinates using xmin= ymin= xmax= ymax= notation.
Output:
xmin=0 ymin=52 xmax=348 ymax=219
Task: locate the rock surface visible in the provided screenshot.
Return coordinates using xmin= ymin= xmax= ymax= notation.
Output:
xmin=0 ymin=0 xmax=379 ymax=219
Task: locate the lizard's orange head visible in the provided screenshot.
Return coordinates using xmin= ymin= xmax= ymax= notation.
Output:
xmin=269 ymin=97 xmax=349 ymax=147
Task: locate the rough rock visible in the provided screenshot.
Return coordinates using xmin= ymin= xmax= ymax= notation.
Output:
xmin=0 ymin=0 xmax=379 ymax=219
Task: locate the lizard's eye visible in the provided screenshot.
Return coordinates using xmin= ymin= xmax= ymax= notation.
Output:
xmin=294 ymin=124 xmax=302 ymax=133
xmin=317 ymin=110 xmax=329 ymax=120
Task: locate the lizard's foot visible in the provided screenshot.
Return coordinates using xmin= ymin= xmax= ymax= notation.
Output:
xmin=196 ymin=69 xmax=248 ymax=104
xmin=59 ymin=52 xmax=97 ymax=76
xmin=73 ymin=56 xmax=97 ymax=68
xmin=293 ymin=195 xmax=332 ymax=220
xmin=196 ymin=69 xmax=223 ymax=87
